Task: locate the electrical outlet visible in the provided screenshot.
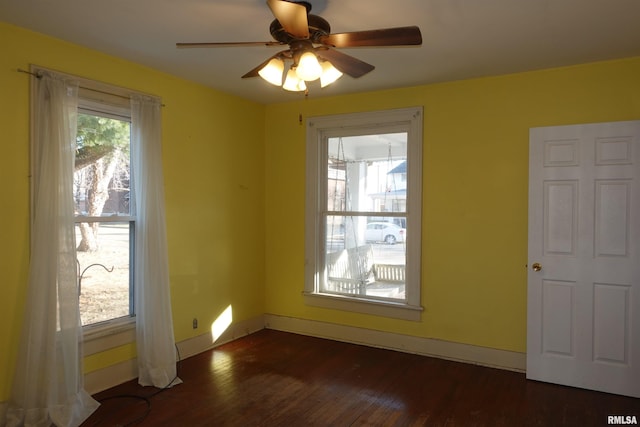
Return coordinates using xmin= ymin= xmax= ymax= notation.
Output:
xmin=192 ymin=318 xmax=198 ymax=329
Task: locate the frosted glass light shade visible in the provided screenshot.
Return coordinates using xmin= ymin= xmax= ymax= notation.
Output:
xmin=258 ymin=58 xmax=285 ymax=86
xmin=295 ymin=52 xmax=322 ymax=81
xmin=283 ymin=69 xmax=307 ymax=92
xmin=320 ymin=61 xmax=343 ymax=88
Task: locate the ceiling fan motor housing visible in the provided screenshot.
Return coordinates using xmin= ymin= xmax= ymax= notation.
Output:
xmin=269 ymin=14 xmax=331 ymax=44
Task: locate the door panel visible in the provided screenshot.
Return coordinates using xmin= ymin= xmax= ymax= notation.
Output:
xmin=593 ymin=283 xmax=630 ymax=364
xmin=543 ymin=180 xmax=577 ymax=255
xmin=527 ymin=120 xmax=640 ymax=398
xmin=541 ymin=280 xmax=575 ymax=356
xmin=595 ymin=180 xmax=630 ymax=257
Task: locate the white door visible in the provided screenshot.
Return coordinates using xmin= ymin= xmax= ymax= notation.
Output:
xmin=527 ymin=120 xmax=640 ymax=398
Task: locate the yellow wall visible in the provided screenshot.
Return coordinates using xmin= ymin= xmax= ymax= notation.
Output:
xmin=264 ymin=57 xmax=640 ymax=353
xmin=0 ymin=22 xmax=266 ymax=399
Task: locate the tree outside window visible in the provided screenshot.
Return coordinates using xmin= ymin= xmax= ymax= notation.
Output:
xmin=74 ymin=109 xmax=134 ymax=326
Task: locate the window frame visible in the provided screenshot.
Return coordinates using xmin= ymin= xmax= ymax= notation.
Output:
xmin=304 ymin=107 xmax=424 ymax=321
xmin=75 ymin=93 xmax=136 ymax=330
xmin=30 ymin=66 xmax=144 ymax=348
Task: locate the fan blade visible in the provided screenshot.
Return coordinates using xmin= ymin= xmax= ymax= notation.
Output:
xmin=177 ymin=41 xmax=284 ymax=48
xmin=319 ymin=26 xmax=422 ymax=48
xmin=242 ymin=50 xmax=291 ymax=79
xmin=267 ymin=0 xmax=309 ymax=39
xmin=315 ymin=49 xmax=375 ymax=78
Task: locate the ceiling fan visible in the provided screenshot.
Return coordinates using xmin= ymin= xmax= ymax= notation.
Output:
xmin=177 ymin=0 xmax=422 ymax=92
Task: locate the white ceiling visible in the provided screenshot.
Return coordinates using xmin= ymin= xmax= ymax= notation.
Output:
xmin=2 ymin=0 xmax=640 ymax=104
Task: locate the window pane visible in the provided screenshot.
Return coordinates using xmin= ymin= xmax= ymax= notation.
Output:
xmin=74 ymin=112 xmax=133 ymax=326
xmin=77 ymin=222 xmax=132 ymax=326
xmin=306 ymin=108 xmax=422 ymax=317
xmin=323 ymin=215 xmax=406 ymax=301
xmin=327 ymin=133 xmax=407 ymax=213
xmin=75 ymin=114 xmax=131 ymax=216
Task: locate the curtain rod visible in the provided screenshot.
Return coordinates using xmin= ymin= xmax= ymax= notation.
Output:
xmin=18 ymin=68 xmax=41 ymax=78
xmin=17 ymin=68 xmax=165 ymax=106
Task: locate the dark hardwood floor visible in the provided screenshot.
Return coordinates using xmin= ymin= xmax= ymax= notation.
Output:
xmin=83 ymin=329 xmax=639 ymax=426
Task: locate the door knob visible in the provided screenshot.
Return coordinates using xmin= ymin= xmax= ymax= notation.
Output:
xmin=532 ymin=262 xmax=542 ymax=272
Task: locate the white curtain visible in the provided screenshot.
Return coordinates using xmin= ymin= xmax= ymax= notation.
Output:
xmin=130 ymin=95 xmax=181 ymax=388
xmin=5 ymin=73 xmax=99 ymax=426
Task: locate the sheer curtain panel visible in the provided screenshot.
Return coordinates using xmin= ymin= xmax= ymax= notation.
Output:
xmin=4 ymin=72 xmax=99 ymax=427
xmin=131 ymin=95 xmax=181 ymax=388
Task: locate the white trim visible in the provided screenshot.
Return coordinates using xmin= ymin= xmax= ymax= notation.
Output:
xmin=176 ymin=314 xmax=266 ymax=360
xmin=305 ymin=107 xmax=424 ymax=316
xmin=264 ymin=314 xmax=526 ymax=372
xmin=75 ymin=216 xmax=135 ymax=223
xmin=83 ymin=318 xmax=136 ymax=356
xmin=303 ymin=292 xmax=422 ymax=321
xmin=82 ymin=312 xmax=526 ymax=395
xmin=85 ymin=357 xmax=138 ymax=395
xmin=83 ymin=315 xmax=265 ymax=394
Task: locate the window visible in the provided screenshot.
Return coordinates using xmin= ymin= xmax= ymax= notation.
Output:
xmin=74 ymin=88 xmax=135 ymax=328
xmin=29 ymin=67 xmax=177 ymax=380
xmin=304 ymin=108 xmax=423 ymax=320
xmin=75 ymin=91 xmax=134 ymax=327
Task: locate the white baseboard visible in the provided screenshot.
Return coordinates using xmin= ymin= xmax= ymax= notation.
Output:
xmin=176 ymin=314 xmax=266 ymax=360
xmin=85 ymin=357 xmax=138 ymax=395
xmin=84 ymin=313 xmax=525 ymax=395
xmin=264 ymin=314 xmax=526 ymax=372
xmin=84 ymin=315 xmax=266 ymax=395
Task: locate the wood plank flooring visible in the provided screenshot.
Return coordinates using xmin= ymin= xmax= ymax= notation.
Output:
xmin=82 ymin=329 xmax=639 ymax=426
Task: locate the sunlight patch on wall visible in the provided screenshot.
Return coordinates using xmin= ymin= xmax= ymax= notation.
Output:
xmin=211 ymin=305 xmax=233 ymax=343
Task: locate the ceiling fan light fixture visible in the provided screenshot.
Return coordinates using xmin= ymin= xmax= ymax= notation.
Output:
xmin=283 ymin=68 xmax=307 ymax=91
xmin=320 ymin=61 xmax=343 ymax=88
xmin=295 ymin=51 xmax=323 ymax=81
xmin=258 ymin=57 xmax=285 ymax=86
xmin=178 ymin=3 xmax=423 ymax=96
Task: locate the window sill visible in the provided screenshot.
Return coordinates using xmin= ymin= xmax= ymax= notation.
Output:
xmin=303 ymin=292 xmax=423 ymax=321
xmin=83 ymin=316 xmax=136 ymax=356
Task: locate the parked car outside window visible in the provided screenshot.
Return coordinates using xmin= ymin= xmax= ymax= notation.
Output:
xmin=365 ymin=222 xmax=406 ymax=245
